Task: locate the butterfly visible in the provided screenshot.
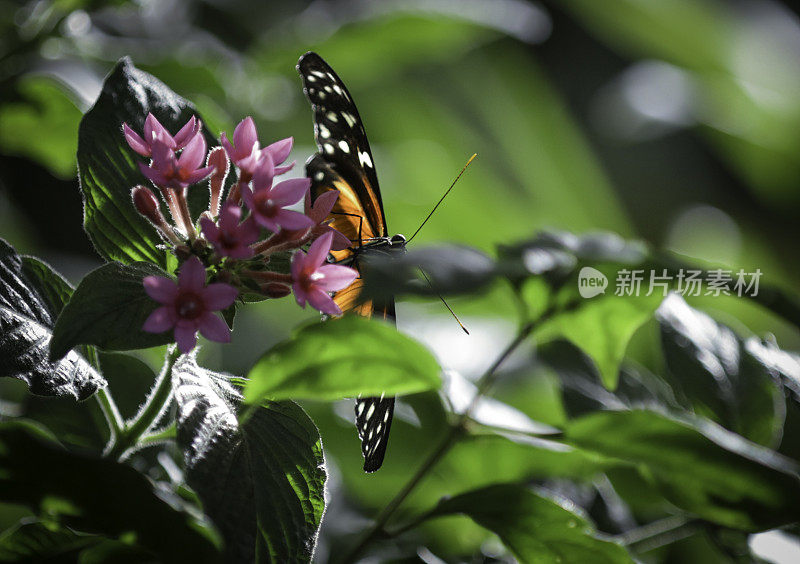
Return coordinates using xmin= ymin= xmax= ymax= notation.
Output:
xmin=297 ymin=51 xmax=407 ymax=472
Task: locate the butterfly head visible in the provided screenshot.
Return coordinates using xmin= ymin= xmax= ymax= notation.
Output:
xmin=389 ymin=233 xmax=406 ymax=247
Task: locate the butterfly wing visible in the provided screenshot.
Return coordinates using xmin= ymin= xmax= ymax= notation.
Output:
xmin=298 ymin=51 xmax=396 ymax=472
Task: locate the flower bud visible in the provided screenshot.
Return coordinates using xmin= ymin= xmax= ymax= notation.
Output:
xmin=132 ymin=186 xmax=162 ymax=223
xmin=264 ymin=283 xmax=291 ymax=299
xmin=207 ymin=147 xmax=229 ymax=217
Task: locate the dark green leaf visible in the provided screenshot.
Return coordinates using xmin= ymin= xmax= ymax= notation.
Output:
xmin=428 ymin=484 xmax=633 ymax=563
xmin=78 ymin=57 xmax=213 ymax=267
xmin=567 ymin=410 xmax=800 ymax=531
xmin=0 ymin=421 xmax=221 ymax=562
xmin=658 ymin=294 xmax=785 ymax=447
xmin=537 ymin=340 xmax=682 ymax=419
xmin=535 ymin=286 xmax=663 ymax=389
xmin=49 ymin=261 xmax=172 ymax=360
xmin=172 ymin=354 xmax=325 ymax=563
xmin=0 ymin=521 xmax=99 ymax=561
xmin=0 ymin=239 xmax=104 ymax=400
xmin=360 ymin=245 xmax=497 ymax=302
xmin=244 ymin=316 xmax=441 ymax=403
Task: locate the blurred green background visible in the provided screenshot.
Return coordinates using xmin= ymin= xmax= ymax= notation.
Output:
xmin=2 ymin=0 xmax=800 ymax=561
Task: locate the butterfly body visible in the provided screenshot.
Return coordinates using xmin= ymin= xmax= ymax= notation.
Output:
xmin=297 ymin=51 xmax=405 ymax=472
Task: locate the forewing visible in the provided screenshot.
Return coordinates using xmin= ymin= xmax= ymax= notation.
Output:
xmin=298 ymin=52 xmax=387 ymax=240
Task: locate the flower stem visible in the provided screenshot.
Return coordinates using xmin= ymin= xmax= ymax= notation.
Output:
xmin=339 ymin=304 xmax=563 ymax=563
xmin=108 ymin=348 xmax=180 ymax=460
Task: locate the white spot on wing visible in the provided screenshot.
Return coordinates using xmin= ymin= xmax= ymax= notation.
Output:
xmin=338 ymin=140 xmax=350 ymax=153
xmin=326 ymin=112 xmax=338 ymax=123
xmin=359 ymin=151 xmax=373 ymax=168
xmin=312 ymin=70 xmax=326 ymax=78
xmin=319 ymin=124 xmax=330 ymax=138
xmin=366 ymin=404 xmax=375 ymax=419
xmin=307 ymin=75 xmax=316 ymax=82
xmin=333 ymin=84 xmax=343 ymax=95
xmin=314 ymin=171 xmax=324 ymax=181
xmin=324 ymin=143 xmax=334 ymax=154
xmin=342 ymin=112 xmax=357 ymax=128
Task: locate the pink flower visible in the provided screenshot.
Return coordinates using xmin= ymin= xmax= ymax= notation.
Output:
xmin=123 ymin=113 xmax=201 ymax=157
xmin=200 ymin=202 xmax=260 ymax=259
xmin=304 ymin=190 xmax=351 ymax=250
xmin=291 ymin=232 xmax=358 ymax=315
xmin=241 ymin=156 xmax=313 ymax=233
xmin=220 ymin=117 xmax=294 ymax=179
xmin=139 ymin=134 xmax=215 ymax=190
xmin=142 ymin=256 xmax=238 ymax=353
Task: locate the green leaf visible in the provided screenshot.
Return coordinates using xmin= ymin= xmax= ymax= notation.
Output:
xmin=427 ymin=484 xmax=634 ymax=563
xmin=0 ymin=76 xmax=82 ymax=179
xmin=0 ymin=421 xmax=221 ymax=562
xmin=0 ymin=521 xmax=99 ymax=561
xmin=172 ymin=354 xmax=325 ymax=563
xmin=657 ymin=294 xmax=785 ymax=447
xmin=78 ymin=57 xmax=213 ymax=267
xmin=0 ymin=239 xmax=104 ymax=400
xmin=535 ymin=286 xmax=663 ymax=389
xmin=49 ymin=261 xmax=172 ymax=360
xmin=567 ymin=410 xmax=800 ymax=531
xmin=360 ymin=245 xmax=497 ymax=303
xmin=244 ymin=316 xmax=441 ymax=403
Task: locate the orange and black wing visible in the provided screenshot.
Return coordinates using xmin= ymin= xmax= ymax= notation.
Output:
xmin=298 ymin=51 xmax=395 ymax=472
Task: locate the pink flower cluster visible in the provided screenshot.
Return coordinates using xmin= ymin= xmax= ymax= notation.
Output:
xmin=124 ymin=114 xmax=357 ymax=352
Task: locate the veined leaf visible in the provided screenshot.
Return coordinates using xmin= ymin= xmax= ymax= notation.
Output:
xmin=426 ymin=484 xmax=634 ymax=563
xmin=173 ymin=354 xmax=325 ymax=563
xmin=78 ymin=58 xmax=214 ymax=267
xmin=244 ymin=316 xmax=441 ymax=403
xmin=0 ymin=238 xmax=104 ymax=400
xmin=567 ymin=410 xmax=800 ymax=531
xmin=49 ymin=261 xmax=172 ymax=360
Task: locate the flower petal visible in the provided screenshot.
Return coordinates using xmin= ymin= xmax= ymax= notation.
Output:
xmin=173 ymin=116 xmax=198 ymax=148
xmin=123 ymin=123 xmax=150 ymax=156
xmin=270 ymin=177 xmax=310 ymax=206
xmin=264 ymin=137 xmax=293 ymax=164
xmin=178 ymin=133 xmax=207 ymax=170
xmin=311 ymin=190 xmax=339 ymax=222
xmin=307 ymin=288 xmax=341 ymax=316
xmin=220 ymin=132 xmax=235 ymax=159
xmin=274 ymin=162 xmax=295 ymax=175
xmin=291 ymin=250 xmax=305 ymax=281
xmin=293 ymin=283 xmax=307 ymax=308
xmin=139 ymin=163 xmax=169 ymax=188
xmin=202 ymin=283 xmax=238 ymax=311
xmin=184 ymin=165 xmax=215 ymax=185
xmin=275 ymin=209 xmax=313 ymax=231
xmin=330 ymin=227 xmax=352 ymax=251
xmin=174 ymin=325 xmax=198 ymax=354
xmin=198 ymin=312 xmax=231 ymax=343
xmin=306 ymin=231 xmax=333 ymax=269
xmin=143 ymin=306 xmax=175 ymax=333
xmin=143 ymin=275 xmax=178 ymax=303
xmin=317 ymin=264 xmax=358 ymax=292
xmin=218 ymin=203 xmax=241 ymax=231
xmin=178 ymin=256 xmax=206 ymax=291
xmin=199 ymin=216 xmax=219 ymax=243
xmin=144 ymin=113 xmax=175 ymax=148
xmin=251 ymin=153 xmax=275 ymax=191
xmin=233 ymin=117 xmax=258 ymax=155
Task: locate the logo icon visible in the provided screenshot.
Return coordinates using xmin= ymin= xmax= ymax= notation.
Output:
xmin=578 ymin=267 xmax=607 ymax=298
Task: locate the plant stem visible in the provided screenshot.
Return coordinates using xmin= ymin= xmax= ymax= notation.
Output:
xmin=94 ymin=387 xmax=124 ymax=446
xmin=339 ymin=305 xmax=562 ymax=563
xmin=616 ymin=516 xmax=701 ymax=553
xmin=139 ymin=422 xmax=178 ymax=445
xmin=108 ymin=348 xmax=180 ymax=460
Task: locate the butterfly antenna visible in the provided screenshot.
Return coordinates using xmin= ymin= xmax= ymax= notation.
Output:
xmin=418 ymin=268 xmax=469 ymax=335
xmin=407 ymin=153 xmax=477 ymax=244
